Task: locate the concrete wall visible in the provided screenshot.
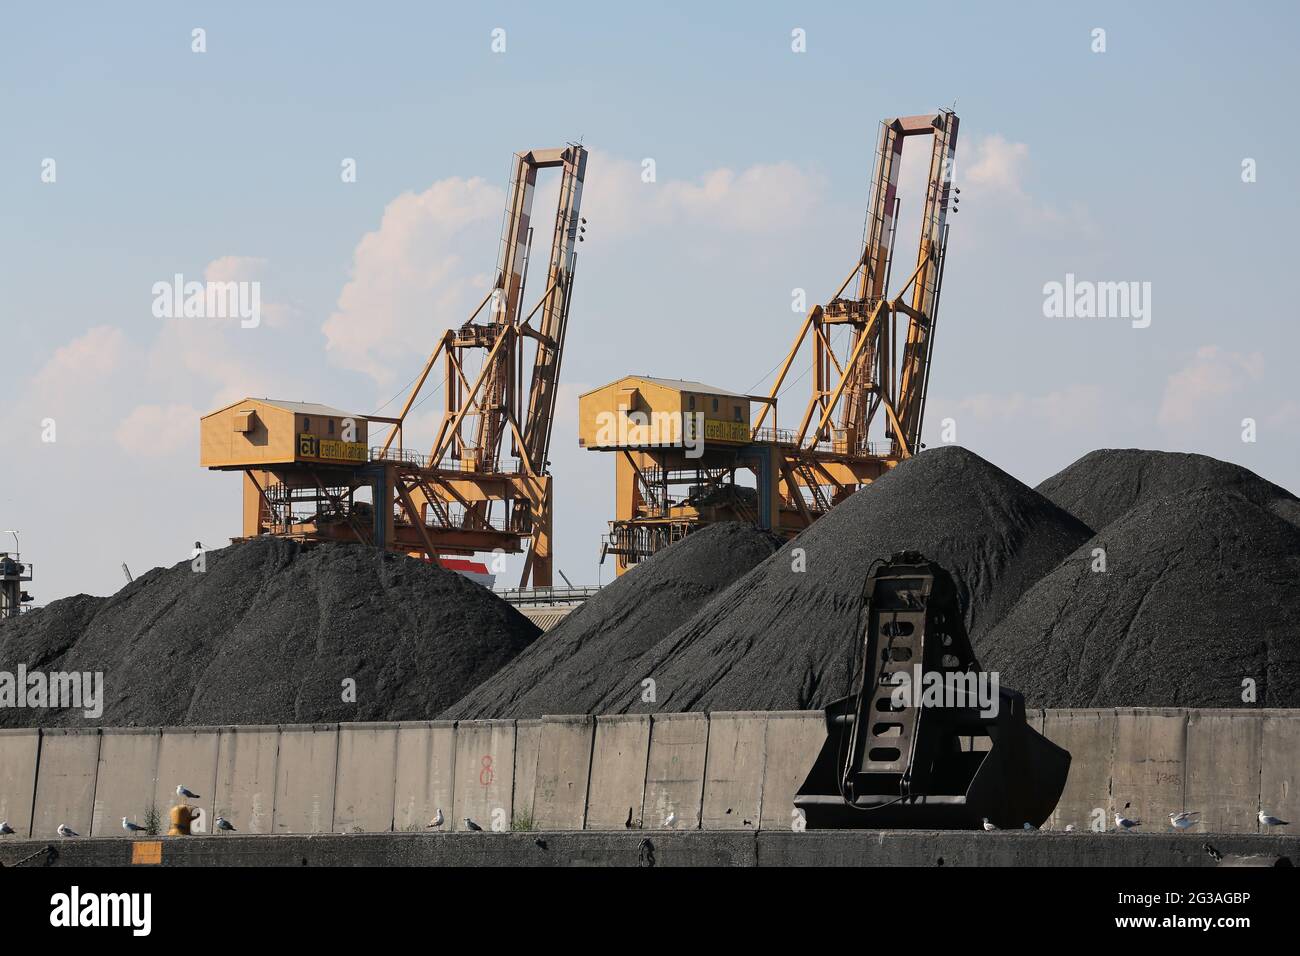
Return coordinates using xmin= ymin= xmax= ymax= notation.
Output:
xmin=91 ymin=728 xmax=160 ymax=836
xmin=0 ymin=729 xmax=40 ymax=838
xmin=392 ymin=721 xmax=455 ymax=832
xmin=11 ymin=709 xmax=1300 ymax=835
xmin=585 ymin=715 xmax=650 ymax=829
xmin=451 ymin=720 xmax=515 ymax=832
xmin=213 ymin=725 xmax=278 ymax=834
xmin=1110 ymin=708 xmax=1186 ymax=830
xmin=153 ymin=727 xmax=221 ymax=834
xmin=758 ymin=711 xmax=825 ymax=831
xmin=701 ymin=712 xmax=766 ymax=829
xmin=1041 ymin=709 xmax=1113 ymax=831
xmin=643 ymin=713 xmax=709 ymax=830
xmin=271 ymin=725 xmax=337 ymax=834
xmin=1259 ymin=711 xmax=1300 ymax=831
xmin=510 ymin=719 xmax=541 ymax=827
xmin=333 ymin=723 xmax=399 ymax=834
xmin=531 ymin=716 xmax=593 ymax=830
xmin=8 ymin=830 xmax=1297 ymax=868
xmin=1185 ymin=711 xmax=1261 ymax=833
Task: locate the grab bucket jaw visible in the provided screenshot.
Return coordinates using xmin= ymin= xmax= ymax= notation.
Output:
xmin=794 ymin=552 xmax=1069 ymax=830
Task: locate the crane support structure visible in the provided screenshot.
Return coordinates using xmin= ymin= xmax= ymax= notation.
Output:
xmin=580 ymin=110 xmax=958 ymax=572
xmin=201 ymin=145 xmax=588 ymax=588
xmin=757 ymin=109 xmax=958 ymax=462
xmin=376 ymin=144 xmax=587 ymax=587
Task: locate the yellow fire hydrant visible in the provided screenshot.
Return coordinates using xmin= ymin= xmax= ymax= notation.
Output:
xmin=168 ymin=804 xmax=200 ymax=836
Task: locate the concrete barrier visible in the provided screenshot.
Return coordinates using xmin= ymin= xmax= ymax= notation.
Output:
xmin=392 ymin=721 xmax=455 ymax=832
xmin=271 ymin=725 xmax=338 ymax=834
xmin=0 ymin=729 xmax=40 ymax=837
xmin=759 ymin=711 xmax=825 ymax=831
xmin=1185 ymin=711 xmax=1262 ymax=833
xmin=1110 ymin=708 xmax=1185 ymax=832
xmin=90 ymin=728 xmax=161 ymax=836
xmin=452 ymin=720 xmax=515 ymax=832
xmin=1041 ymin=709 xmax=1115 ymax=831
xmin=1259 ymin=711 xmax=1300 ymax=832
xmin=511 ymin=719 xmax=541 ymax=827
xmin=152 ymin=727 xmax=220 ymax=834
xmin=531 ymin=716 xmax=594 ymax=830
xmin=643 ymin=713 xmax=708 ymax=830
xmin=8 ymin=708 xmax=1300 ymax=839
xmin=7 ymin=829 xmax=1297 ymax=869
xmin=586 ymin=715 xmax=651 ymax=829
xmin=333 ymin=723 xmax=399 ymax=834
xmin=701 ymin=712 xmax=767 ymax=830
xmin=213 ymin=725 xmax=278 ymax=834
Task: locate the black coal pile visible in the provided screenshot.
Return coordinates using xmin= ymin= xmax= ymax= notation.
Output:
xmin=0 ymin=538 xmax=539 ymax=727
xmin=1036 ymin=448 xmax=1298 ymax=531
xmin=979 ymin=487 xmax=1300 ymax=707
xmin=441 ymin=522 xmax=783 ymax=719
xmin=590 ymin=445 xmax=1093 ymax=714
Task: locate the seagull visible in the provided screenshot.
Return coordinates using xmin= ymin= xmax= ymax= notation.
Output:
xmin=463 ymin=817 xmax=483 ymax=832
xmin=1169 ymin=811 xmax=1199 ymax=830
xmin=122 ymin=817 xmax=146 ymax=833
xmin=1064 ymin=824 xmax=1077 ymax=832
xmin=57 ymin=824 xmax=78 ymax=838
xmin=1259 ymin=810 xmax=1291 ymax=827
xmin=982 ymin=818 xmax=997 ymax=831
xmin=0 ymin=821 xmax=14 ymax=835
xmin=176 ymin=785 xmax=201 ymax=801
xmin=215 ymin=816 xmax=236 ymax=832
xmin=1022 ymin=822 xmax=1037 ymax=830
xmin=427 ymin=808 xmax=444 ymax=830
xmin=1115 ymin=802 xmax=1141 ymax=831
xmin=663 ymin=812 xmax=676 ymax=829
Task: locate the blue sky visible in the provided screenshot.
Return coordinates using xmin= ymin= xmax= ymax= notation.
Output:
xmin=3 ymin=2 xmax=1298 ymax=600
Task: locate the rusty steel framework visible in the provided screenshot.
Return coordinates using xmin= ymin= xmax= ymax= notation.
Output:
xmin=594 ymin=111 xmax=959 ymax=571
xmin=369 ymin=145 xmax=587 ymax=587
xmin=753 ymin=109 xmax=960 ymax=520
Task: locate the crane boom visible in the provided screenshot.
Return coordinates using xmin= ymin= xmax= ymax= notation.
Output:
xmin=473 ymin=146 xmax=587 ymax=472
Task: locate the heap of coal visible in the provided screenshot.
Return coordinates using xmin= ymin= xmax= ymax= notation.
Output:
xmin=589 ymin=445 xmax=1093 ymax=714
xmin=979 ymin=487 xmax=1300 ymax=708
xmin=442 ymin=522 xmax=784 ymax=719
xmin=1036 ymin=448 xmax=1299 ymax=531
xmin=0 ymin=538 xmax=539 ymax=727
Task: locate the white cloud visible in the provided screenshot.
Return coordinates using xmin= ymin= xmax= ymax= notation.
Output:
xmin=322 ymin=155 xmax=826 ymax=388
xmin=582 ymin=150 xmax=824 ymax=238
xmin=203 ymin=254 xmax=295 ymax=329
xmin=31 ymin=325 xmax=127 ymax=395
xmin=965 ymin=134 xmax=1030 ymax=195
xmin=939 ymin=383 xmax=1114 ymax=435
xmin=115 ymin=403 xmax=201 ymax=457
xmin=19 ymin=326 xmax=133 ymax=446
xmin=323 ymin=176 xmax=504 ymax=385
xmin=204 ymin=255 xmax=267 ymax=283
xmin=1157 ymin=345 xmax=1265 ymax=429
xmin=956 ymin=133 xmax=1094 ymax=236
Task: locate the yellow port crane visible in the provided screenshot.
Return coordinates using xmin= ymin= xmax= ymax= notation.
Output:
xmin=201 ymin=144 xmax=588 ymax=587
xmin=579 ymin=110 xmax=958 ymax=572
